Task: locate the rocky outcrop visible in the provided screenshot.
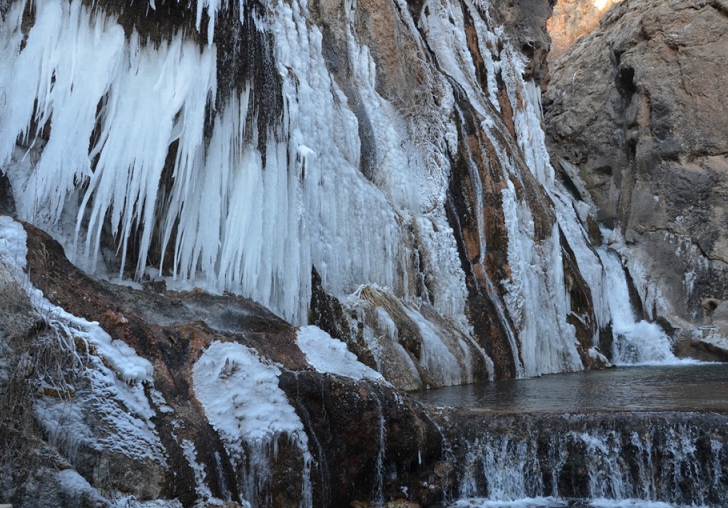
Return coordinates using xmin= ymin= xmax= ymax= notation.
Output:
xmin=2 ymin=222 xmax=727 ymax=507
xmin=544 ymin=0 xmax=728 ymax=338
xmin=2 ymin=0 xmax=624 ymax=384
xmin=489 ymin=0 xmax=556 ymax=86
xmin=1 ymin=220 xmax=444 ymax=507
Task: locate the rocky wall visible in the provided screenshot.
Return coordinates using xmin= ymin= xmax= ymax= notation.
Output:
xmin=544 ymin=0 xmax=728 ymax=350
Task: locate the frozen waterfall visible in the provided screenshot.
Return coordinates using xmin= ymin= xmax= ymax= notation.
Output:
xmin=0 ymin=0 xmax=680 ymax=382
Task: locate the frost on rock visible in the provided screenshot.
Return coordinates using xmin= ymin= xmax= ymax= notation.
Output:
xmin=296 ymin=325 xmax=386 ymax=382
xmin=193 ymin=341 xmax=306 ymax=446
xmin=0 ymin=217 xmax=167 ymax=499
xmin=192 ymin=340 xmax=312 ymax=506
xmin=340 ymin=284 xmax=486 ymax=390
xmin=55 ymin=469 xmax=108 ymax=506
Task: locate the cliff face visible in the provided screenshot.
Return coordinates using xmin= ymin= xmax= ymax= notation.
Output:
xmin=0 ymin=0 xmax=627 ymax=388
xmin=544 ymin=0 xmax=728 ymax=346
xmin=3 ymin=0 xmax=728 ymax=505
xmin=0 ymin=0 xmax=637 ymax=503
xmin=2 ymin=218 xmax=726 ymax=507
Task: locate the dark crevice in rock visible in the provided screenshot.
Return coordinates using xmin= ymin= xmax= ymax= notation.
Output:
xmin=215 ymin=1 xmax=283 ymax=153
xmin=0 ymin=172 xmax=16 ymax=216
xmin=560 ymin=226 xmax=601 ymax=368
xmin=308 ymin=267 xmax=378 ymax=371
xmin=84 ymin=0 xmax=204 ymax=46
xmin=621 ymin=254 xmax=646 ymax=322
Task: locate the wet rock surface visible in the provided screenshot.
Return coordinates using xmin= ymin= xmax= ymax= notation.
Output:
xmin=544 ymin=0 xmax=728 ymax=334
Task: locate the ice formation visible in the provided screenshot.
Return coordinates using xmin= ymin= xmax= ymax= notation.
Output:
xmin=296 ymin=325 xmax=387 ymax=382
xmin=180 ymin=440 xmax=228 ymax=507
xmin=192 ymin=340 xmax=312 ymax=506
xmin=0 ymin=0 xmax=679 ymax=382
xmin=0 ymin=216 xmax=168 ymax=499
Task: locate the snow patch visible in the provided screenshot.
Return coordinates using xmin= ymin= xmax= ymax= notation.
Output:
xmin=296 ymin=325 xmax=386 ymax=382
xmin=192 ymin=340 xmax=306 ymax=447
xmin=192 ymin=340 xmax=312 ymax=506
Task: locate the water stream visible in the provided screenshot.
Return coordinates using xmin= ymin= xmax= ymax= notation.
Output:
xmin=414 ymin=364 xmax=728 ymax=508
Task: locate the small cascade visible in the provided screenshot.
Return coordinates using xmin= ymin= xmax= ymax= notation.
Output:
xmin=598 ymin=245 xmax=681 ymax=365
xmin=372 ymin=391 xmax=387 ymax=507
xmin=451 ymin=413 xmax=728 ymax=506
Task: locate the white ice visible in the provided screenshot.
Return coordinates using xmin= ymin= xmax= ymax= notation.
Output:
xmin=192 ymin=340 xmax=312 ymax=506
xmin=0 ymin=0 xmax=675 ymax=381
xmin=296 ymin=325 xmax=386 ymax=382
xmin=192 ymin=340 xmax=307 ymax=448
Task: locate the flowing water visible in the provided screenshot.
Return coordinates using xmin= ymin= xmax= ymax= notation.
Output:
xmin=413 ymin=364 xmax=728 ymax=508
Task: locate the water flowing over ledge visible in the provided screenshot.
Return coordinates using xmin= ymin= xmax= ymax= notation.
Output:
xmin=442 ymin=411 xmax=728 ymax=507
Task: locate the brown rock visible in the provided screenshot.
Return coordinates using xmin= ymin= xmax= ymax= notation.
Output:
xmin=4 ymin=221 xmax=446 ymax=507
xmin=548 ymin=0 xmax=623 ymax=63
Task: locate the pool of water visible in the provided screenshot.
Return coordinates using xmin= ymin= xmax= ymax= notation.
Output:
xmin=413 ymin=363 xmax=728 ymax=413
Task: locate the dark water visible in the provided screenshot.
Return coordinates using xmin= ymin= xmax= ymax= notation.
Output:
xmin=449 ymin=498 xmax=679 ymax=507
xmin=413 ymin=363 xmax=728 ymax=413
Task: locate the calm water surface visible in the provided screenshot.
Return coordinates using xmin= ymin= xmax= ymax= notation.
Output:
xmin=413 ymin=363 xmax=728 ymax=413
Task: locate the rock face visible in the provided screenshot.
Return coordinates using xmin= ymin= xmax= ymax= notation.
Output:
xmin=544 ymin=0 xmax=728 ymax=337
xmin=489 ymin=0 xmax=556 ymax=86
xmin=547 ymin=0 xmax=622 ymax=63
xmin=1 ymin=0 xmax=629 ymax=386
